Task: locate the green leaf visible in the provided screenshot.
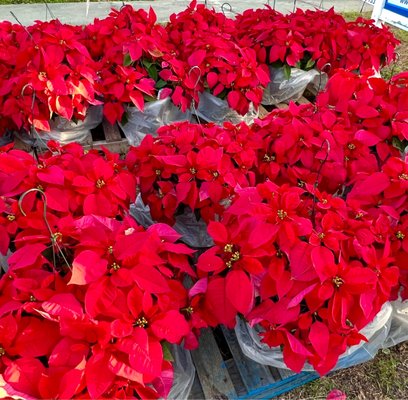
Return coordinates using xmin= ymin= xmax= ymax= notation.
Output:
xmin=283 ymin=64 xmax=292 ymax=80
xmin=155 ymin=79 xmax=168 ymax=89
xmin=270 ymin=61 xmax=284 ymax=69
xmin=123 ymin=53 xmax=133 ymax=67
xmin=121 ymin=111 xmax=129 ymax=125
xmin=305 ymin=58 xmax=315 ymax=70
xmin=147 ymin=64 xmax=158 ymax=82
xmin=161 ymin=342 xmax=174 ymax=362
xmin=143 ymin=94 xmax=157 ymax=102
xmin=392 ymin=136 xmax=408 ymax=152
xmin=142 ymin=59 xmax=153 ymax=69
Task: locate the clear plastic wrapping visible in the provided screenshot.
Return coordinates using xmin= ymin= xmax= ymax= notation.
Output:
xmin=130 ymin=195 xmax=213 ymax=248
xmin=173 ymin=208 xmax=213 ymax=248
xmin=129 ymin=194 xmax=154 ymax=228
xmin=0 ymin=250 xmax=11 ymax=274
xmin=382 ymin=299 xmax=408 ymax=349
xmin=167 ymin=344 xmax=195 ymax=400
xmin=0 ymin=131 xmax=13 ymax=147
xmin=262 ymin=67 xmax=325 ymax=105
xmin=235 ymin=302 xmax=393 ymax=373
xmin=18 ymin=106 xmax=103 ymax=148
xmin=119 ymin=98 xmax=192 ymax=147
xmin=194 ymin=91 xmax=258 ymax=125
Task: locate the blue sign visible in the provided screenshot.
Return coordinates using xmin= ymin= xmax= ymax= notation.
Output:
xmin=372 ymin=0 xmax=408 ymax=31
xmin=384 ymin=0 xmax=408 ymax=18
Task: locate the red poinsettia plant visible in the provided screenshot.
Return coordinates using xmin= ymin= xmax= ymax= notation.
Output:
xmin=0 ymin=6 xmax=407 ymax=397
xmin=165 ymin=0 xmax=270 ymax=115
xmin=126 ymin=120 xmax=260 ymax=224
xmin=0 ymin=19 xmax=101 ymax=135
xmin=0 ymin=142 xmax=203 ymax=399
xmin=0 ymin=3 xmax=400 ymax=139
xmin=193 ymin=70 xmax=408 ymax=375
xmin=83 ymin=6 xmax=175 ymax=125
xmin=234 ymin=6 xmax=399 ymax=74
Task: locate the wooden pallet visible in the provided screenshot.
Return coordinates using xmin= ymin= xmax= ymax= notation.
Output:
xmin=83 ymin=120 xmax=129 ymax=154
xmin=189 ymin=327 xmax=318 ymax=400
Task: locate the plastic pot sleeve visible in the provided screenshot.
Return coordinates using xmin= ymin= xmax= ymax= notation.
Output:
xmin=173 ymin=208 xmax=214 ymax=248
xmin=129 ymin=194 xmax=155 ymax=228
xmin=382 ymin=300 xmax=408 ymax=349
xmin=235 ymin=302 xmax=393 ymax=372
xmin=0 ymin=250 xmax=11 ymax=274
xmin=166 ymin=344 xmax=195 ymax=400
xmin=262 ymin=67 xmax=323 ymax=105
xmin=0 ymin=131 xmax=13 ymax=147
xmin=130 ymin=196 xmax=213 ymax=248
xmin=194 ymin=91 xmax=258 ymax=125
xmin=119 ymin=98 xmax=192 ymax=147
xmin=18 ymin=105 xmax=103 ymax=148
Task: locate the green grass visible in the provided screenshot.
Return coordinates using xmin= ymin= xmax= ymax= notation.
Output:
xmin=277 ymin=343 xmax=408 ymax=400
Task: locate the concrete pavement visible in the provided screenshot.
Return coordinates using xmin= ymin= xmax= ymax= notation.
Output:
xmin=0 ymin=0 xmax=372 ymax=26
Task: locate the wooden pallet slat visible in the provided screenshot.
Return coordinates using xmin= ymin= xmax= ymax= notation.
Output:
xmin=190 ymin=327 xmax=319 ymax=400
xmin=189 ymin=372 xmax=205 ymax=400
xmin=190 ymin=328 xmax=237 ymax=400
xmin=221 ymin=326 xmax=277 ymax=393
xmin=296 ymin=96 xmax=312 ymax=105
xmin=102 ymin=119 xmax=122 ymax=142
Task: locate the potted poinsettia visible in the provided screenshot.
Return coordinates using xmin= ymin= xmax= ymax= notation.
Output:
xmin=85 ymin=6 xmax=192 ymax=146
xmin=0 ymin=142 xmax=199 ymax=399
xmin=165 ymin=1 xmax=270 ymax=124
xmin=193 ymin=70 xmax=408 ymax=375
xmin=233 ymin=7 xmax=399 ymax=105
xmin=125 ymin=120 xmax=259 ymax=231
xmin=0 ymin=19 xmax=103 ymax=147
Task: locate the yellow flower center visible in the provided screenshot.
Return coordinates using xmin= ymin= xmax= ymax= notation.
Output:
xmin=96 ymin=179 xmax=106 ymax=189
xmin=111 ymin=262 xmax=120 ymax=271
xmin=277 ymin=209 xmax=288 ymax=220
xmin=263 ymin=154 xmax=276 ymax=162
xmin=396 ymin=231 xmax=405 ymax=240
xmin=51 ymin=232 xmax=62 ymax=242
xmin=225 ymin=250 xmax=241 ymax=269
xmin=0 ymin=347 xmax=5 ymax=357
xmin=224 ymin=244 xmax=234 ymax=253
xmin=318 ymin=232 xmax=325 ymax=240
xmin=399 ymin=173 xmax=408 ymax=181
xmin=347 ymin=143 xmax=356 ymax=150
xmin=190 ymin=167 xmax=197 ymax=175
xmin=231 ymin=251 xmax=241 ymax=262
xmin=183 ymin=306 xmax=194 ymax=314
xmin=7 ymin=214 xmax=15 ymax=222
xmin=332 ymin=276 xmax=344 ymax=288
xmin=135 ymin=317 xmax=148 ymax=328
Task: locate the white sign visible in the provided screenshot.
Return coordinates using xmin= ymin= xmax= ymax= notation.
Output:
xmin=372 ymin=0 xmax=408 ymax=31
xmin=363 ymin=0 xmax=377 ymax=5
